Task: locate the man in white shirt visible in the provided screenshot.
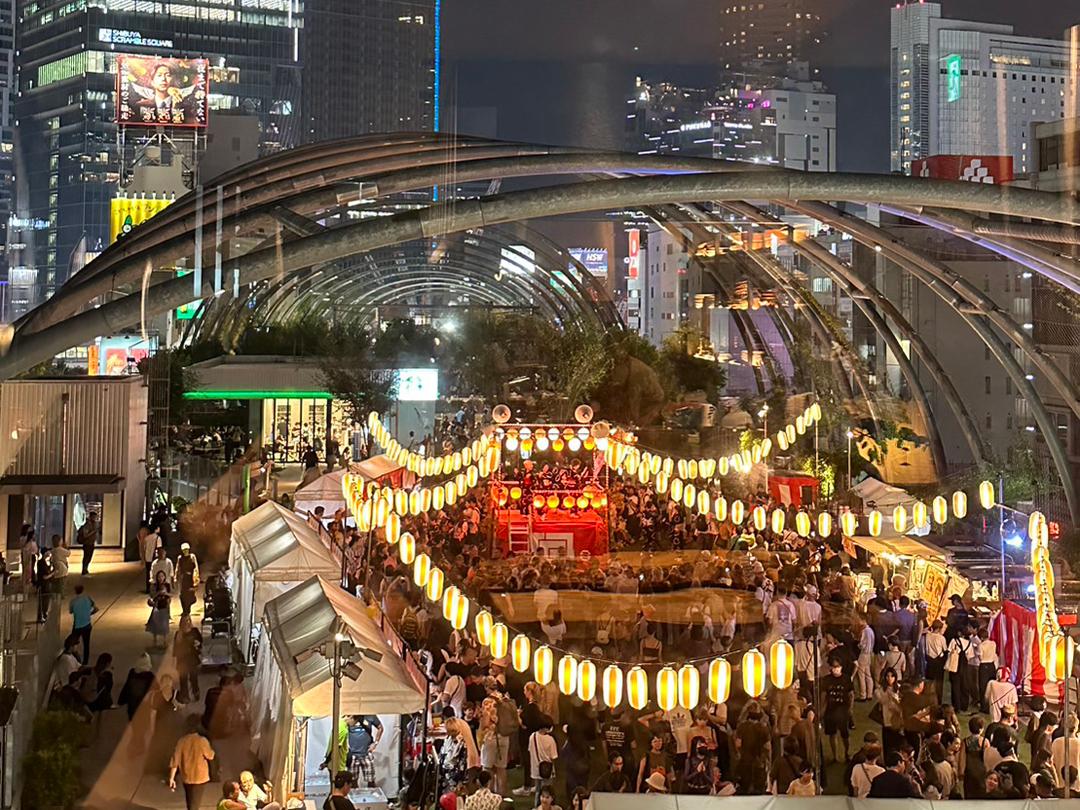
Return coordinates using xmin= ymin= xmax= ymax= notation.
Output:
xmin=797 ymin=586 xmax=822 ymax=631
xmin=922 ymin=619 xmax=948 ymax=702
xmin=140 ymin=525 xmax=162 ymax=593
xmin=528 ymin=718 xmax=558 ymax=801
xmin=977 ymin=632 xmax=999 ymax=713
xmin=850 ymin=745 xmax=885 ymax=798
xmin=149 ymin=547 xmax=174 ymax=589
xmin=855 ymin=620 xmax=875 ymax=701
xmin=766 ymin=585 xmax=796 ymax=642
xmin=47 ymin=537 xmax=70 ymax=595
xmin=794 ymin=626 xmax=820 ymax=700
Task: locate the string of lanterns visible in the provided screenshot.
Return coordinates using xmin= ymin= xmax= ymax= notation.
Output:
xmin=366 ymin=412 xmax=497 ymax=479
xmin=1029 ymin=510 xmax=1073 ymax=682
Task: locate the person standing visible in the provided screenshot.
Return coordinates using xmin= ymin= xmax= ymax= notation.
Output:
xmin=169 ymin=718 xmax=216 ymax=810
xmin=20 ymin=527 xmax=38 ymax=590
xmin=175 ymin=543 xmax=200 ymax=616
xmin=138 ymin=522 xmax=157 ymax=593
xmin=922 ymin=619 xmax=948 ymax=703
xmin=35 ymin=547 xmax=53 ymax=623
xmin=150 ymin=546 xmax=174 ymax=586
xmin=173 ymin=615 xmax=203 ymax=703
xmin=820 ymin=657 xmax=854 ymax=764
xmin=68 ymin=583 xmax=98 ymax=663
xmin=47 ymin=535 xmax=70 ymax=597
xmin=78 ymin=513 xmax=100 ymax=576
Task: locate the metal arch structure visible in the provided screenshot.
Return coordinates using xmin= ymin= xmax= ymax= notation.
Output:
xmin=5 ymin=136 xmax=1080 ymax=519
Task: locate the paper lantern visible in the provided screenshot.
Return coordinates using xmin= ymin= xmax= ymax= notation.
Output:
xmin=444 ymin=588 xmax=469 ymax=630
xmin=671 ymin=478 xmax=684 ymax=503
xmin=558 ymin=655 xmax=578 ymax=696
xmin=475 ymin=611 xmax=494 ymax=647
xmin=952 ymin=491 xmax=968 ymax=520
xmin=913 ymin=501 xmax=928 ymax=528
xmin=386 ymin=512 xmax=402 ymax=544
xmin=662 ymin=457 xmax=674 ymax=476
xmin=534 ymin=645 xmax=554 ymax=685
xmin=491 ymin=623 xmax=510 ymax=660
xmin=399 ymin=532 xmax=416 ymax=564
xmin=742 ymin=649 xmax=766 ymax=698
xmin=752 ymin=445 xmax=762 ymax=465
xmin=812 ymin=402 xmax=822 ymax=421
xmin=701 ymin=458 xmax=716 ymax=478
xmin=467 ymin=466 xmax=479 ymax=488
xmin=1029 ymin=511 xmax=1047 ymax=543
xmin=741 ymin=449 xmax=752 ymax=470
xmin=409 ymin=490 xmax=422 ymax=516
xmin=627 ymin=666 xmax=648 ymax=710
xmin=682 ymin=484 xmax=696 ymax=510
xmin=731 ymin=500 xmax=745 ymax=525
xmin=818 ymin=512 xmax=832 ymax=538
xmin=577 ymin=660 xmax=597 ymax=702
xmin=795 ymin=512 xmax=811 ymax=538
xmin=602 ymin=665 xmax=624 ymax=708
xmin=655 ymin=472 xmax=668 ymax=495
xmin=421 ymin=488 xmax=432 ymax=512
xmin=562 ymin=495 xmax=575 ymax=509
xmin=777 ymin=431 xmax=789 ymax=452
xmin=510 ymin=486 xmax=522 ymax=501
xmin=979 ymin=480 xmax=996 ymax=510
xmin=637 ymin=462 xmax=650 ymax=485
xmin=893 ymin=505 xmax=908 ymax=534
xmin=868 ymin=510 xmax=883 ymax=537
xmin=678 ymin=664 xmax=700 ymax=710
xmin=533 ymin=495 xmax=545 ymax=510
xmin=718 ymin=456 xmax=730 ymax=476
xmin=785 ymin=424 xmax=797 ymax=444
xmin=433 ymin=486 xmax=445 ymax=510
xmin=753 ymin=505 xmax=767 ymax=531
xmin=375 ymin=497 xmax=390 ymax=527
xmin=840 ymin=511 xmax=857 ymax=538
xmin=678 ymin=459 xmax=689 ymax=479
xmin=504 ymin=436 xmax=519 ymax=452
xmin=656 ymin=667 xmax=677 ymax=711
xmin=546 ymin=494 xmax=559 ymax=510
xmin=1047 ymin=634 xmax=1075 ymax=683
xmin=769 ymin=639 xmax=795 ymax=689
xmin=771 ymin=508 xmax=785 ymax=534
xmin=932 ymin=496 xmax=949 ymax=525
xmin=796 ymin=415 xmax=806 ymax=435
xmin=413 ymin=553 xmax=432 ymax=587
xmin=444 ymin=480 xmax=457 ymax=506
xmin=425 ymin=567 xmax=445 ymax=601
xmin=708 ymin=658 xmax=731 ymax=704
xmin=715 ymin=497 xmax=728 ymax=523
xmin=511 ymin=634 xmax=531 ymax=673
xmin=697 ymin=490 xmax=711 ymax=515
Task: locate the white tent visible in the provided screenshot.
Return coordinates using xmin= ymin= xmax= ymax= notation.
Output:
xmin=850 ymin=476 xmax=928 ymax=537
xmin=251 ymin=576 xmax=427 ymax=799
xmin=293 ymin=469 xmax=348 ymax=517
xmin=351 ymin=453 xmax=408 ymax=485
xmin=228 ymin=501 xmax=341 ymax=662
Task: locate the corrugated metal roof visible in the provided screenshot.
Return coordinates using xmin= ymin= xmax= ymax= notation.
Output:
xmin=187 ymin=355 xmax=326 ymax=394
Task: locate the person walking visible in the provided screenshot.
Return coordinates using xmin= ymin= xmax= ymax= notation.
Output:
xmin=78 ymin=513 xmax=100 ymax=576
xmin=175 ymin=542 xmax=200 ymax=616
xmin=169 ymin=717 xmax=216 ymax=810
xmin=150 ymin=546 xmax=174 ymax=585
xmin=68 ymin=583 xmax=98 ymax=663
xmin=138 ymin=521 xmax=158 ymax=593
xmin=35 ymin=547 xmax=52 ymax=623
xmin=174 ymin=614 xmax=203 ymax=703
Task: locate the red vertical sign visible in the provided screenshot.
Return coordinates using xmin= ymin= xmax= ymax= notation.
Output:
xmin=627 ymin=228 xmax=640 ymax=279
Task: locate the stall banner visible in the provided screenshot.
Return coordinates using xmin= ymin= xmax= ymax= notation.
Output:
xmin=110 ymin=195 xmax=173 ymax=244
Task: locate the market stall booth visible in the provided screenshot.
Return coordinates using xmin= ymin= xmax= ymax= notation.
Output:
xmin=351 ymin=454 xmax=411 ymax=489
xmin=851 ymin=477 xmax=927 ymax=536
xmin=250 ymin=576 xmax=427 ymax=802
xmin=850 ymin=533 xmax=966 ymax=622
xmin=293 ymin=469 xmax=349 ymax=519
xmin=229 ymin=501 xmax=341 ymax=663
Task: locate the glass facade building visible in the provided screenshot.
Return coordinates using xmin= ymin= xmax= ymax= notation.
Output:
xmin=12 ymin=0 xmax=303 ymax=312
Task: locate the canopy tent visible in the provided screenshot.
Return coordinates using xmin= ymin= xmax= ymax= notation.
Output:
xmin=768 ymin=470 xmax=818 ymax=507
xmin=590 ymin=793 xmax=1051 ymax=810
xmin=351 ymin=453 xmax=410 ymax=487
xmin=228 ymin=500 xmax=340 ymax=662
xmin=850 ymin=476 xmax=928 ymax=537
xmin=251 ymin=576 xmax=427 ymax=800
xmin=293 ymin=469 xmax=348 ymax=517
xmin=851 ymin=534 xmax=949 ymax=563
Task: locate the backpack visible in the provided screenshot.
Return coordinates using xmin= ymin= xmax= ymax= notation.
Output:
xmin=399 ymin=607 xmax=420 ymax=646
xmin=496 ymin=695 xmax=520 ymax=736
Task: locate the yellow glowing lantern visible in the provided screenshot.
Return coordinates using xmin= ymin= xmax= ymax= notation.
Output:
xmin=841 ymin=511 xmax=857 ymax=538
xmin=510 ymin=486 xmax=522 ymax=501
xmin=433 ymin=486 xmax=445 ymax=511
xmin=752 ymin=445 xmax=762 ymax=465
xmin=511 ymin=635 xmax=531 ymax=673
xmin=543 ymin=494 xmax=557 ymax=510
xmin=557 ymin=655 xmax=578 ymax=696
xmin=753 ymin=505 xmax=767 ymax=531
xmin=662 ymin=457 xmax=674 ymax=476
xmin=1029 ymin=511 xmax=1047 ymax=543
xmin=491 ymin=623 xmax=510 ymax=660
xmin=677 ymin=664 xmax=700 ymax=710
xmin=602 ymin=665 xmax=624 ymax=708
xmin=656 ymin=667 xmax=678 ymax=712
xmin=688 ymin=459 xmax=700 ymax=479
xmin=771 ymin=508 xmax=785 ymax=534
xmin=742 ymin=649 xmax=766 ymax=698
xmin=741 ymin=449 xmax=752 ymax=470
xmin=671 ymin=478 xmax=684 ymax=503
xmin=386 ymin=512 xmax=402 ymax=544
xmin=979 ymin=480 xmax=996 ymax=510
xmin=421 ymin=488 xmax=432 ymax=512
xmin=732 ymin=500 xmax=746 ymax=525
xmin=577 ymin=659 xmax=597 ymax=702
xmin=394 ymin=490 xmax=408 ymax=516
xmin=1047 ymin=634 xmax=1075 ymax=683
xmin=505 ymin=436 xmax=519 ymax=452
xmin=413 ymin=553 xmax=431 ymax=587
xmin=761 ymin=438 xmax=772 ymax=458
xmin=913 ymin=501 xmax=928 ymax=528
xmin=715 ymin=497 xmax=728 ymax=523
xmin=893 ymin=505 xmax=908 ymax=534
xmin=475 ymin=610 xmax=494 ymax=648
xmin=952 ymin=491 xmax=968 ymax=520
xmin=627 ymin=666 xmax=648 ymax=710
xmin=785 ymin=424 xmax=797 ymax=444
xmin=408 ymin=490 xmax=421 ymax=516
xmin=534 ymin=645 xmax=554 ymax=685
xmin=697 ymin=490 xmax=711 ymax=515
xmin=701 ymin=458 xmax=716 ymax=478
xmin=399 ymin=532 xmax=416 ymax=564
xmin=868 ymin=510 xmax=883 ymax=537
xmin=444 ymin=480 xmax=457 ymax=506
xmin=718 ymin=456 xmax=730 ymax=476
xmin=678 ymin=459 xmax=689 ymax=479
xmin=375 ymin=497 xmax=390 ymax=527
xmin=637 ymin=463 xmax=650 ymax=485
xmin=533 ymin=495 xmax=545 ymax=510
xmin=445 ymin=588 xmax=469 ymax=630
xmin=796 ymin=415 xmax=806 ymax=435
xmin=562 ymin=495 xmax=575 ymax=510
xmin=467 ymin=466 xmax=479 ymax=488
xmin=777 ymin=431 xmax=789 ymax=452
xmin=932 ymin=496 xmax=948 ymax=525
xmin=769 ymin=639 xmax=795 ymax=689
xmin=682 ymin=484 xmax=696 ymax=510
xmin=818 ymin=511 xmax=832 ymax=538
xmin=812 ymin=402 xmax=822 ymax=421
xmin=425 ymin=567 xmax=445 ymax=602
xmin=795 ymin=512 xmax=811 ymax=538
xmin=708 ymin=658 xmax=731 ymax=704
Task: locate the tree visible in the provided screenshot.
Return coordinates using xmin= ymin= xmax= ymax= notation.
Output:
xmin=660 ymin=326 xmax=727 ymax=402
xmin=317 ymin=324 xmax=394 ymax=425
xmin=549 ymin=325 xmax=613 ymax=417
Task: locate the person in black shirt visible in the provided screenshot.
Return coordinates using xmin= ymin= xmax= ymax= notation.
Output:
xmin=868 ymin=750 xmax=921 ymax=798
xmin=592 ymin=753 xmax=632 ymax=793
xmin=821 ymin=657 xmax=854 ymax=763
xmin=324 ymin=771 xmax=357 ymax=810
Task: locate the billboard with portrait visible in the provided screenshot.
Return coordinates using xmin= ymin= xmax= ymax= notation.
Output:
xmin=116 ymin=55 xmax=209 ymax=128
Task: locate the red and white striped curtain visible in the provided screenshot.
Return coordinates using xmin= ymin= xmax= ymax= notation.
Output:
xmin=989 ymin=600 xmax=1061 ymax=702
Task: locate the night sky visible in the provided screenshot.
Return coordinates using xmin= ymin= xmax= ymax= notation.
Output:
xmin=443 ymin=1 xmax=1079 ymax=172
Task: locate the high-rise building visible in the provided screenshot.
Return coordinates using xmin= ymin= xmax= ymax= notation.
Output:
xmin=626 ymin=68 xmax=837 ymax=172
xmin=718 ymin=0 xmax=826 ymax=70
xmin=12 ymin=0 xmax=303 ymax=315
xmin=302 ymin=0 xmax=437 ymax=142
xmin=889 ymin=1 xmax=1075 ymax=175
xmin=0 ymin=0 xmax=14 ymax=321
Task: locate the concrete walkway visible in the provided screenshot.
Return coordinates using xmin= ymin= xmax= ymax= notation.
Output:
xmin=56 ymin=549 xmax=255 ymax=810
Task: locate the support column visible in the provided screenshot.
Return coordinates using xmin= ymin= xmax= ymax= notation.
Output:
xmin=102 ymin=492 xmax=123 ymax=549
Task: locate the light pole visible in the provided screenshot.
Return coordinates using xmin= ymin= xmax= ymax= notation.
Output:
xmin=846 ymin=430 xmax=854 ymax=492
xmin=759 ymin=405 xmax=769 ymax=495
xmin=330 ymin=622 xmax=345 ymax=777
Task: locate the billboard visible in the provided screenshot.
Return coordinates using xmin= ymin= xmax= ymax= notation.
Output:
xmin=116 ymin=55 xmax=209 ymax=128
xmin=110 ymin=195 xmax=174 ymax=244
xmin=912 ymin=155 xmax=1014 ymax=185
xmin=568 ymin=248 xmax=609 ymax=278
xmin=396 ymin=369 xmax=439 ymax=401
xmin=627 ymin=229 xmax=641 ymax=279
xmin=92 ymin=335 xmax=157 ymax=376
xmin=945 ymin=54 xmax=962 ymax=103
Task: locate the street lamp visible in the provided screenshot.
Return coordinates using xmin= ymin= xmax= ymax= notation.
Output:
xmin=758 ymin=405 xmax=769 ymax=494
xmin=318 ymin=622 xmax=384 ymax=776
xmin=845 ymin=430 xmax=855 ymax=491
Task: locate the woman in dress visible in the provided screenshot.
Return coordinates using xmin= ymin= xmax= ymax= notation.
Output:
xmin=145 ymin=571 xmax=171 ymax=649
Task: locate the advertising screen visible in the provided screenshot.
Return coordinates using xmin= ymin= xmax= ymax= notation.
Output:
xmin=396 ymin=369 xmax=439 ymax=401
xmin=568 ymin=248 xmax=609 ymax=278
xmin=93 ymin=335 xmax=157 ymax=376
xmin=116 ymin=55 xmax=209 ymax=128
xmin=945 ymin=54 xmax=962 ymax=103
xmin=627 ymin=229 xmax=641 ymax=279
